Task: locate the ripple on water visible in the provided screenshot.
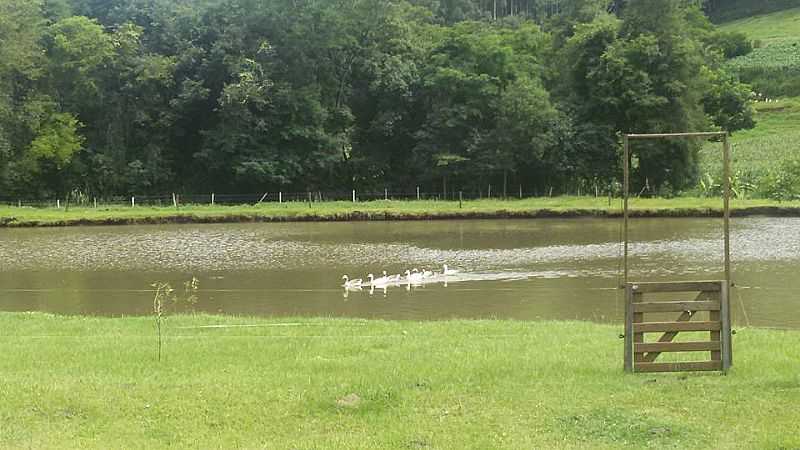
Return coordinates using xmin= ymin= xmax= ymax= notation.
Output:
xmin=0 ymin=218 xmax=797 ymax=274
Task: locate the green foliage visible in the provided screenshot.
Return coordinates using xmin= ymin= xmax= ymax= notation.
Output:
xmin=702 ymin=69 xmax=756 ymax=132
xmin=28 ymin=113 xmax=84 ymax=169
xmin=762 ymin=157 xmax=800 ymax=201
xmin=708 ymin=30 xmax=753 ymax=58
xmin=0 ymin=0 xmax=765 ymax=198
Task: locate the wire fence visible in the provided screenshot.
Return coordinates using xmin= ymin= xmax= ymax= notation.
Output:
xmin=0 ymin=186 xmax=618 ymax=209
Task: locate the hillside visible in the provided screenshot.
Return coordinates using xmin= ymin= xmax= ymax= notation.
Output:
xmin=707 ymin=0 xmax=800 ymax=23
xmin=718 ymin=6 xmax=800 ymax=43
xmin=721 ymin=7 xmax=800 ymax=97
xmin=699 ymin=7 xmax=800 ymax=200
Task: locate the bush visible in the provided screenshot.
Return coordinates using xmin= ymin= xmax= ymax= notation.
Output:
xmin=712 ymin=31 xmax=753 ymax=58
xmin=760 ymin=157 xmax=800 ymax=201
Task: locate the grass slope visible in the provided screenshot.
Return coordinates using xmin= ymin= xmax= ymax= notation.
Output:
xmin=719 ymin=7 xmax=800 ymax=43
xmin=0 ymin=313 xmax=799 ymax=449
xmin=721 ymin=7 xmax=800 ymax=96
xmin=699 ymin=97 xmax=800 ymax=187
xmin=709 ymin=0 xmax=800 ymax=23
xmin=3 ymin=197 xmax=800 ymax=226
xmin=701 ymin=9 xmax=800 ymax=194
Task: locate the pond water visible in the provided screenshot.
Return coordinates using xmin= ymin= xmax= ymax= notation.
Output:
xmin=0 ymin=218 xmax=798 ymax=328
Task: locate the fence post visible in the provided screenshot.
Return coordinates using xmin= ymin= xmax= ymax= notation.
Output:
xmin=384 ymin=188 xmax=388 ymax=201
xmin=308 ymin=192 xmax=312 ymax=208
xmin=211 ymin=193 xmax=215 ymax=205
xmin=352 ymin=189 xmax=356 ymax=203
xmin=488 ymin=185 xmax=491 ymax=198
xmin=459 ymin=191 xmax=463 ymax=209
xmin=279 ymin=192 xmax=282 ymax=204
xmin=57 ymin=199 xmax=60 ymax=209
xmin=131 ymin=196 xmax=135 ymax=208
xmin=519 ymin=185 xmax=523 ymax=199
xmin=172 ymin=193 xmax=178 ymax=208
xmin=94 ymin=198 xmax=97 ymax=209
xmin=416 ymin=186 xmax=420 ymax=201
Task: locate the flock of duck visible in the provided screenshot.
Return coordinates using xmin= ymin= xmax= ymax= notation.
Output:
xmin=341 ymin=264 xmax=459 ymax=289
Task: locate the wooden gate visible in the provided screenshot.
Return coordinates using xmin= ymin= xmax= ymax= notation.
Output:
xmin=621 ymin=132 xmax=734 ymax=373
xmin=624 ymin=281 xmax=732 ymax=373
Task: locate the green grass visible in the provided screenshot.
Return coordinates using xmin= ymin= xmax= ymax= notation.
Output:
xmin=710 ymin=0 xmax=800 ymax=23
xmin=721 ymin=7 xmax=800 ymax=97
xmin=699 ymin=97 xmax=800 ymax=196
xmin=3 ymin=196 xmax=800 ymax=226
xmin=719 ymin=7 xmax=800 ymax=44
xmin=0 ymin=313 xmax=798 ymax=448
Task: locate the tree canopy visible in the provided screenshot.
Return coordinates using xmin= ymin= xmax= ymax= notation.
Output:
xmin=0 ymin=0 xmax=755 ymax=198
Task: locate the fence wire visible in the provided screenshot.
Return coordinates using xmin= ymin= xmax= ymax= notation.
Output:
xmin=0 ymin=188 xmax=621 ymax=209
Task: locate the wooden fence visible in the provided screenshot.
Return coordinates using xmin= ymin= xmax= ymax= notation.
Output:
xmin=624 ymin=281 xmax=732 ymax=373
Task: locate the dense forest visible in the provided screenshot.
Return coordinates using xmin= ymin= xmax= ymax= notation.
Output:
xmin=0 ymin=0 xmax=757 ymax=198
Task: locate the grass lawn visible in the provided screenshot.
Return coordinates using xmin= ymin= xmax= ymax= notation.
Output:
xmin=0 ymin=313 xmax=798 ymax=448
xmin=3 ymin=197 xmax=800 ymax=227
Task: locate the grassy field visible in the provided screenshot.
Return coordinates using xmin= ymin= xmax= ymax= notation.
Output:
xmin=701 ymin=9 xmax=800 ymax=196
xmin=709 ymin=0 xmax=799 ymax=23
xmin=721 ymin=7 xmax=800 ymax=97
xmin=3 ymin=197 xmax=800 ymax=226
xmin=719 ymin=7 xmax=800 ymax=44
xmin=0 ymin=313 xmax=798 ymax=449
xmin=699 ymin=97 xmax=800 ymax=191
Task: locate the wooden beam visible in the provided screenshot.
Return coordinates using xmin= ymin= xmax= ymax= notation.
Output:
xmin=628 ymin=281 xmax=722 ymax=293
xmin=633 ymin=292 xmax=644 ymax=363
xmin=721 ymin=282 xmax=732 ymax=371
xmin=634 ymin=321 xmax=721 ymax=333
xmin=626 ymin=132 xmax=726 ymax=139
xmin=633 ymin=301 xmax=720 ymax=313
xmin=623 ymin=135 xmax=629 ymax=286
xmin=635 ymin=361 xmax=722 ymax=373
xmin=642 ymin=310 xmax=692 ymax=363
xmin=624 ymin=285 xmax=633 ymax=373
xmin=635 ymin=341 xmax=721 ymax=353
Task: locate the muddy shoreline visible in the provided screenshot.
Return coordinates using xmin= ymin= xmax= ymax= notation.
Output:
xmin=2 ymin=206 xmax=800 ymax=227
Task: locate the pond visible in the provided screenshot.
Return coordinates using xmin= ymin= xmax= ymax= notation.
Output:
xmin=1 ymin=218 xmax=798 ymax=328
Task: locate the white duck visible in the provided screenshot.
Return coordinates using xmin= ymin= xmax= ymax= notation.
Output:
xmin=383 ymin=270 xmax=402 ymax=284
xmin=404 ymin=269 xmax=423 ymax=284
xmin=443 ymin=264 xmax=459 ymax=276
xmin=367 ymin=273 xmax=390 ymax=287
xmin=341 ymin=275 xmax=362 ymax=288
